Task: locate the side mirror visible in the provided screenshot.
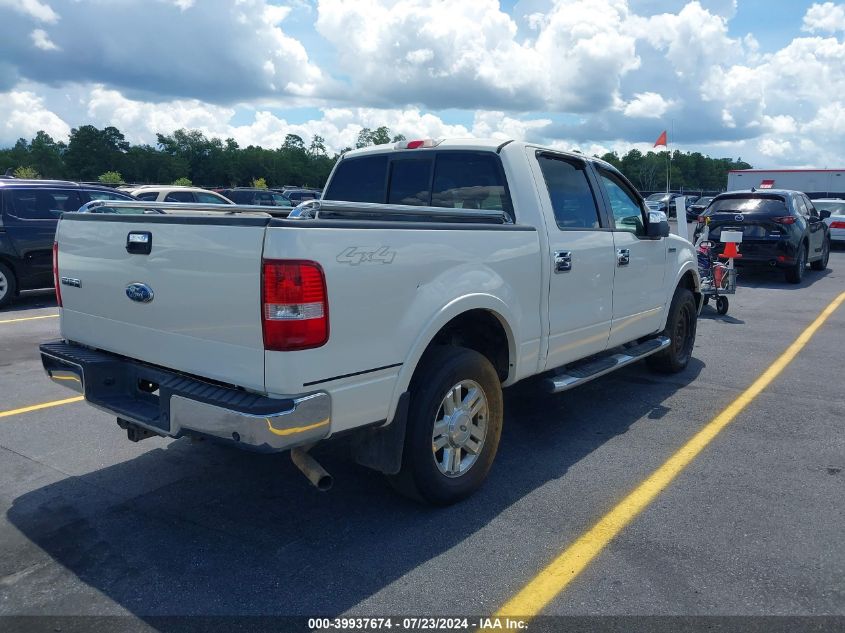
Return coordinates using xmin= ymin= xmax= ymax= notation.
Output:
xmin=819 ymin=209 xmax=831 ymax=220
xmin=647 ymin=211 xmax=670 ymax=238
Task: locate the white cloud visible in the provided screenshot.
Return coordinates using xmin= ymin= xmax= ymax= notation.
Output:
xmin=622 ymin=92 xmax=674 ymax=118
xmin=30 ymin=28 xmax=59 ymax=50
xmin=315 ymin=0 xmax=639 ymax=112
xmin=802 ymin=2 xmax=845 ymax=33
xmin=0 ymin=90 xmax=70 ymax=141
xmin=0 ymin=0 xmax=59 ymax=23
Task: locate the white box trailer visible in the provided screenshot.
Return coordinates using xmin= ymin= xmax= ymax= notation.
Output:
xmin=727 ymin=169 xmax=845 ymax=198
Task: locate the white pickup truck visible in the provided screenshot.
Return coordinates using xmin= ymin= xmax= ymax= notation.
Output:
xmin=42 ymin=138 xmax=701 ymax=504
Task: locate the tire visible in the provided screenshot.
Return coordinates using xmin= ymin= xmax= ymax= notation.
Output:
xmin=810 ymin=238 xmax=830 ymax=271
xmin=0 ymin=262 xmax=17 ymax=309
xmin=388 ymin=346 xmax=503 ymax=505
xmin=647 ymin=287 xmax=697 ymax=374
xmin=785 ymin=243 xmax=807 ymax=284
xmin=716 ymin=295 xmax=729 ymax=315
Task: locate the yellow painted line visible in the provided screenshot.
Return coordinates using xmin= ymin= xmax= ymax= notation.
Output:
xmin=491 ymin=291 xmax=845 ymax=622
xmin=265 ymin=418 xmax=329 ymax=436
xmin=0 ymin=396 xmax=84 ymax=419
xmin=0 ymin=314 xmax=59 ymax=325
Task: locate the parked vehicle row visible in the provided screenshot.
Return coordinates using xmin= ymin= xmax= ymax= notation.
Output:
xmin=812 ymin=198 xmax=845 ymax=246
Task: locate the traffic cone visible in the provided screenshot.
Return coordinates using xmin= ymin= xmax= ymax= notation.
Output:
xmin=719 ymin=242 xmax=742 ymax=259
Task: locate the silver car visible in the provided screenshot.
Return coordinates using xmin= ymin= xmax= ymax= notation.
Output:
xmin=813 ymin=198 xmax=845 ymax=245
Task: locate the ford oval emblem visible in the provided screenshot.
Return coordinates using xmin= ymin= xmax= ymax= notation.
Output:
xmin=734 ymin=214 xmax=744 ymax=222
xmin=126 ymin=282 xmax=154 ymax=303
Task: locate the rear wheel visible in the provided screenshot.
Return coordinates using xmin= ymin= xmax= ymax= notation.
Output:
xmin=785 ymin=243 xmax=807 ymax=284
xmin=716 ymin=295 xmax=729 ymax=315
xmin=0 ymin=263 xmax=17 ymax=309
xmin=647 ymin=287 xmax=697 ymax=374
xmin=810 ymin=238 xmax=829 ymax=271
xmin=388 ymin=347 xmax=503 ymax=505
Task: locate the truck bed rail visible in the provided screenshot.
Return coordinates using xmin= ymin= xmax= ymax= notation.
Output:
xmin=76 ymin=198 xmax=510 ymax=225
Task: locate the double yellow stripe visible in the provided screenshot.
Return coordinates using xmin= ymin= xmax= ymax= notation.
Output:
xmin=492 ymin=290 xmax=845 ymax=620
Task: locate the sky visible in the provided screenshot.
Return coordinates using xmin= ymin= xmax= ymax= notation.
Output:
xmin=1 ymin=0 xmax=845 ymax=168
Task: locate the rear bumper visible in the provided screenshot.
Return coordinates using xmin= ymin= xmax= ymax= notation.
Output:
xmin=709 ymin=239 xmax=799 ymax=267
xmin=39 ymin=341 xmax=331 ymax=453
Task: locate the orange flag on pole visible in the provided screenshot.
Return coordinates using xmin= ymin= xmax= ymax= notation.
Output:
xmin=654 ymin=130 xmax=668 ymax=147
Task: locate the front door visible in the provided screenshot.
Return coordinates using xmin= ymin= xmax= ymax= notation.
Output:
xmin=531 ymin=152 xmax=616 ymax=370
xmin=596 ymin=169 xmax=667 ymax=347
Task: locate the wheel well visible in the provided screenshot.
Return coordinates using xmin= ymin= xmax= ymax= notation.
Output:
xmin=679 ymin=269 xmax=701 ymax=307
xmin=422 ymin=309 xmax=510 ymax=382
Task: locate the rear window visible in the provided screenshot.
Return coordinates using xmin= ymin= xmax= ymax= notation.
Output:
xmin=707 ymin=196 xmax=788 ymax=215
xmin=195 ymin=191 xmax=229 ymax=204
xmin=814 ymin=200 xmax=845 ymax=215
xmin=164 ymin=191 xmax=194 ymax=203
xmin=134 ymin=191 xmax=158 ymax=201
xmin=8 ymin=189 xmax=84 ymax=220
xmin=85 ymin=189 xmax=133 ymax=202
xmin=325 ymin=151 xmax=513 ymax=217
xmin=325 ymin=155 xmax=389 ymax=203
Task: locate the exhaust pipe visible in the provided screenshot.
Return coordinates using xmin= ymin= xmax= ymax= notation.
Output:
xmin=291 ymin=447 xmax=333 ymax=491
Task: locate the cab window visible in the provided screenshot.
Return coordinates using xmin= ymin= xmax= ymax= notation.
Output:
xmin=537 ymin=155 xmax=601 ymax=229
xmin=599 ymin=170 xmax=646 ymax=235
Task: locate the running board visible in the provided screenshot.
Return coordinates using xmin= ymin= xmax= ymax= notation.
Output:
xmin=545 ymin=336 xmax=671 ymax=394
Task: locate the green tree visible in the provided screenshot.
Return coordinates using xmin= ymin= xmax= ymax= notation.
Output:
xmin=29 ymin=131 xmax=66 ymax=179
xmin=65 ymin=125 xmax=129 ymax=181
xmin=252 ymin=177 xmax=268 ymax=189
xmin=173 ymin=177 xmax=192 ymax=186
xmin=98 ymin=171 xmax=123 ymax=184
xmin=13 ymin=166 xmax=39 ymax=179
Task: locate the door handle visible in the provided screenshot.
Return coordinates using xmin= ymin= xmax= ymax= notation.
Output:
xmin=554 ymin=250 xmax=572 ymax=273
xmin=617 ymin=248 xmax=630 ymax=266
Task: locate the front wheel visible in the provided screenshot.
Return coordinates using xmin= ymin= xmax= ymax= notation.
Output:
xmin=810 ymin=238 xmax=830 ymax=271
xmin=716 ymin=295 xmax=729 ymax=315
xmin=647 ymin=287 xmax=697 ymax=374
xmin=388 ymin=347 xmax=503 ymax=505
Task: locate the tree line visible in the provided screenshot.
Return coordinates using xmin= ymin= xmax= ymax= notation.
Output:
xmin=598 ymin=149 xmax=752 ymax=194
xmin=0 ymin=124 xmax=750 ymax=192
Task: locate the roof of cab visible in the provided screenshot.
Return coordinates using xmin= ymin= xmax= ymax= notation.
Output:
xmin=339 ymin=138 xmax=611 ymax=168
xmin=0 ymin=178 xmax=120 ymax=191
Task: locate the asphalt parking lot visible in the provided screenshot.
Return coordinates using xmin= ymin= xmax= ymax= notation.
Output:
xmin=1 ymin=250 xmax=844 ymax=630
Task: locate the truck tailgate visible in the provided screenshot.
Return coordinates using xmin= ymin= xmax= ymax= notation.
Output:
xmin=56 ymin=215 xmax=269 ymax=392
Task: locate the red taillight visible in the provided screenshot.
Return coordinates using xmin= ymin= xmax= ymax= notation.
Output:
xmin=261 ymin=260 xmax=328 ymax=351
xmin=395 ymin=138 xmax=442 ymax=150
xmin=831 ymin=220 xmax=845 ymax=229
xmin=772 ymin=216 xmax=797 ymax=225
xmin=52 ymin=241 xmax=62 ymax=307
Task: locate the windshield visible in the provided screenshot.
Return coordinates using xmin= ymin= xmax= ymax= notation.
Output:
xmin=646 ymin=193 xmax=666 ymax=201
xmin=706 ymin=196 xmax=787 ymax=214
xmin=813 ymin=200 xmax=845 ymax=215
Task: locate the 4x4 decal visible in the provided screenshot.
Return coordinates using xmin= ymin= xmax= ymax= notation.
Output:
xmin=336 ymin=246 xmax=396 ymax=266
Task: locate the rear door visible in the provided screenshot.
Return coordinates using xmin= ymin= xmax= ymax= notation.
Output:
xmin=800 ymin=195 xmax=826 ymax=258
xmin=3 ymin=188 xmax=83 ymax=289
xmin=56 ymin=214 xmax=270 ymax=392
xmin=530 ymin=151 xmax=615 ymax=368
xmin=596 ymin=168 xmax=667 ymax=346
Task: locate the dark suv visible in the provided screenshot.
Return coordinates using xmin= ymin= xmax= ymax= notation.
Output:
xmin=694 ymin=190 xmax=831 ymax=283
xmin=0 ymin=179 xmax=135 ymax=307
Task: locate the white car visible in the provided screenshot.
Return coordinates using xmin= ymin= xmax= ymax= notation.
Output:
xmin=813 ymin=198 xmax=845 ymax=245
xmin=127 ymin=186 xmax=233 ymax=205
xmin=43 ymin=138 xmax=701 ymax=504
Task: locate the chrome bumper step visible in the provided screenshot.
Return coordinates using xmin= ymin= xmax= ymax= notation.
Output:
xmin=545 ymin=336 xmax=671 ymax=394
